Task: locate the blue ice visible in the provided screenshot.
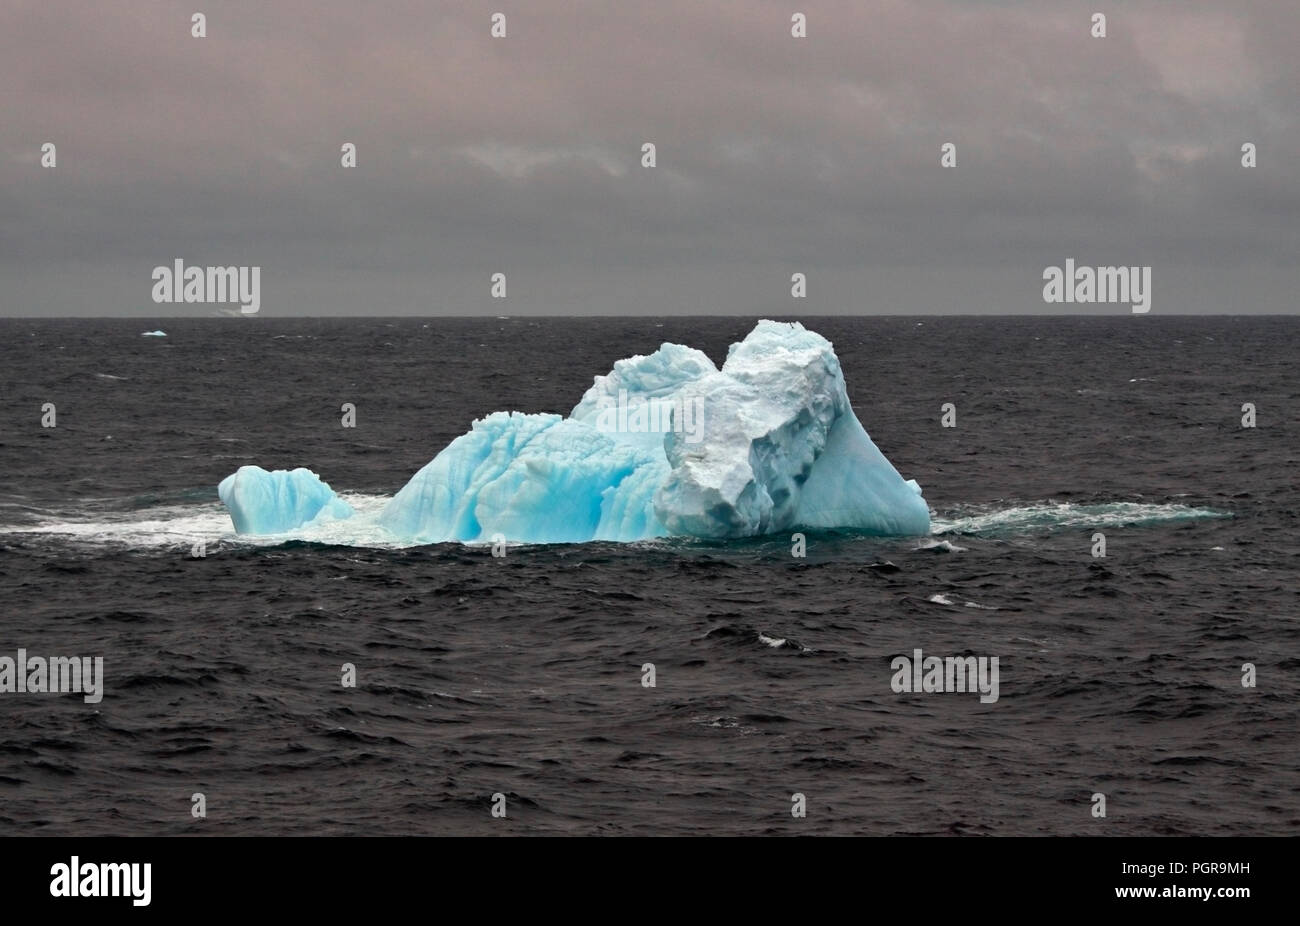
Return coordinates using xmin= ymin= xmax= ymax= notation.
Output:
xmin=218 ymin=321 xmax=930 ymax=543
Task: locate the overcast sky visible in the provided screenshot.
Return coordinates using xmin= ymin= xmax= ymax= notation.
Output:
xmin=1 ymin=0 xmax=1295 ymax=316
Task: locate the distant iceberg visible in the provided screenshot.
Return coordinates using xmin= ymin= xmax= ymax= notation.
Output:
xmin=217 ymin=321 xmax=931 ymax=543
xmin=141 ymin=330 xmax=167 ymax=337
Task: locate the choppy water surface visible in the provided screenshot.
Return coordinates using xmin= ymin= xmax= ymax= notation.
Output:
xmin=0 ymin=316 xmax=1295 ymax=834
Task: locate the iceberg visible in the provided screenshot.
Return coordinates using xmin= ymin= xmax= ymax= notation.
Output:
xmin=217 ymin=466 xmax=354 ymax=535
xmin=217 ymin=321 xmax=931 ymax=543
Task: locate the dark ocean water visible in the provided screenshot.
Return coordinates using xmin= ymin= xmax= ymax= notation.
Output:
xmin=0 ymin=315 xmax=1296 ymax=836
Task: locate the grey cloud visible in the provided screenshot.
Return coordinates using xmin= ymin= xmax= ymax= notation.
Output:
xmin=0 ymin=0 xmax=1295 ymax=315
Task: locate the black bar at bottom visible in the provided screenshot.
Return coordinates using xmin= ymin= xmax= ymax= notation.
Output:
xmin=0 ymin=836 xmax=1282 ymax=914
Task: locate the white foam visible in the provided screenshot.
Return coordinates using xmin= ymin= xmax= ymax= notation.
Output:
xmin=915 ymin=538 xmax=966 ymax=552
xmin=5 ymin=494 xmax=398 ymax=550
xmin=931 ymin=501 xmax=1228 ymax=536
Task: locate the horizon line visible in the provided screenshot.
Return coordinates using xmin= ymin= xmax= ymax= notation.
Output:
xmin=3 ymin=313 xmax=1298 ymax=320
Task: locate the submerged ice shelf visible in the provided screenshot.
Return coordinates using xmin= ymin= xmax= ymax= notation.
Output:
xmin=217 ymin=321 xmax=932 ymax=543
